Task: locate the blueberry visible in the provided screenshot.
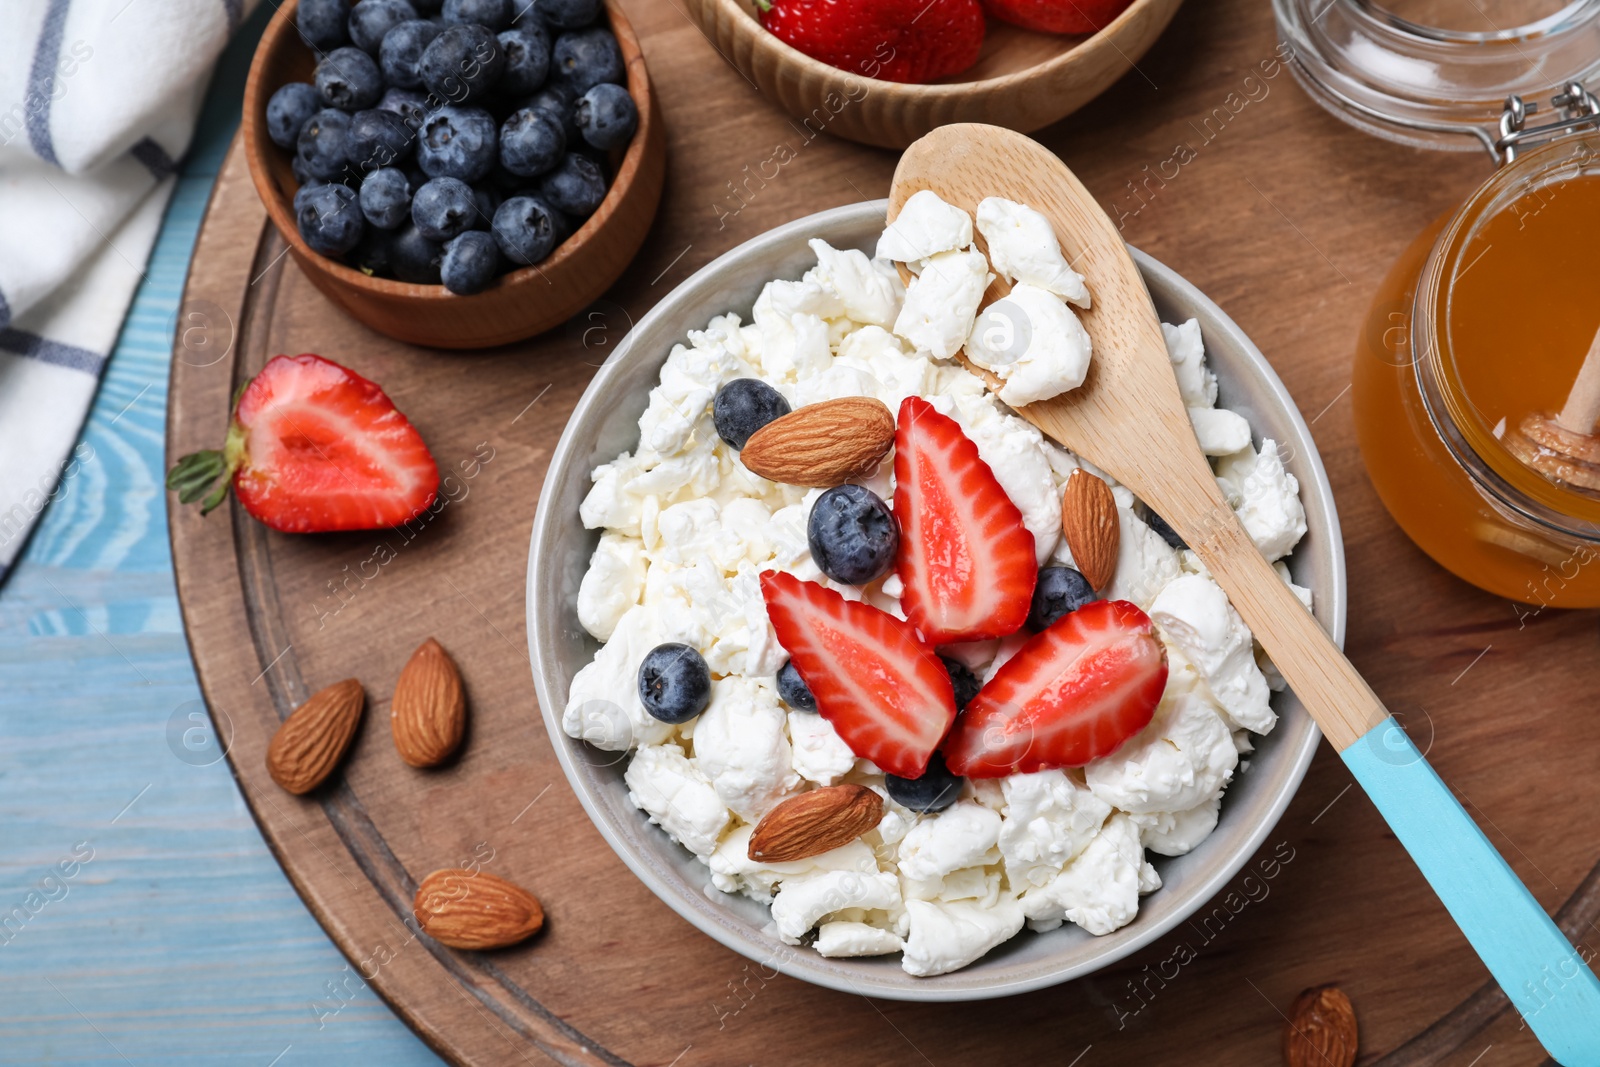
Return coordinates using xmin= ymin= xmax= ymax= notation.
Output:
xmin=538 ymin=151 xmax=606 ymax=217
xmin=348 ymin=0 xmax=419 ymax=53
xmin=358 ymin=167 xmax=412 ymax=228
xmin=315 ymin=47 xmax=384 ymax=111
xmin=776 ymin=659 xmax=816 ymax=712
xmin=295 ymin=183 xmax=365 ymax=255
xmin=390 ymin=223 xmax=444 ymax=282
xmin=290 ymin=153 xmax=325 ymax=189
xmin=416 ymin=105 xmax=497 ymax=181
xmin=552 ymin=28 xmax=623 ymax=93
xmin=535 ymin=0 xmax=600 ymax=29
xmin=347 ymin=228 xmax=397 ymax=274
xmin=297 ymin=0 xmax=351 ymax=51
xmin=411 ymin=176 xmax=478 ymax=240
xmin=440 ymin=230 xmax=500 ymax=293
xmin=575 ymin=82 xmax=635 ymax=151
xmin=491 ymin=194 xmax=558 ymax=264
xmin=522 ymin=82 xmax=579 ymax=141
xmin=297 ymin=108 xmax=354 ymax=181
xmin=266 ymin=83 xmax=321 ymax=149
xmin=712 ymin=378 xmax=789 ymax=449
xmin=885 ymin=753 xmax=964 ymax=814
xmin=419 ymin=24 xmax=505 ymax=104
xmin=409 ymin=0 xmax=443 ymax=11
xmin=497 ymin=23 xmax=551 ymax=95
xmin=1144 ymin=509 xmax=1188 ymax=550
xmin=378 ymin=86 xmax=431 ymax=129
xmin=637 ymin=643 xmax=711 ymax=725
xmin=346 ymin=108 xmax=416 ymax=171
xmin=378 ymin=19 xmax=441 ymax=88
xmin=442 ymin=0 xmax=510 ymax=28
xmin=939 ymin=656 xmax=981 ymax=711
xmin=807 ymin=484 xmax=898 ymax=586
xmin=498 ymin=107 xmax=565 ymax=177
xmin=470 ymin=184 xmax=502 ymax=227
xmin=1028 ymin=566 xmax=1097 ymax=630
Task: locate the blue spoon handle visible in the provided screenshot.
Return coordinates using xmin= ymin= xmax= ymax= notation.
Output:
xmin=1342 ymin=718 xmax=1600 ymax=1064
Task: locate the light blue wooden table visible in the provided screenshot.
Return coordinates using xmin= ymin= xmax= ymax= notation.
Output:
xmin=0 ymin=10 xmax=442 ymax=1063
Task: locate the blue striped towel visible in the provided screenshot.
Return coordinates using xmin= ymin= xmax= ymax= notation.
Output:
xmin=0 ymin=0 xmax=260 ymax=583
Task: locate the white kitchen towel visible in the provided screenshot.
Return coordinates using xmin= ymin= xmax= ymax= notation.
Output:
xmin=0 ymin=0 xmax=261 ymax=582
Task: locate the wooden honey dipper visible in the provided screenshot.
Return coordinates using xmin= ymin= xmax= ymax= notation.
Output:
xmin=1505 ymin=324 xmax=1600 ymax=491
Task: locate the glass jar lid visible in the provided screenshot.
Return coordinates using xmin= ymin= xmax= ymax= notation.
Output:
xmin=1273 ymin=0 xmax=1600 ymax=156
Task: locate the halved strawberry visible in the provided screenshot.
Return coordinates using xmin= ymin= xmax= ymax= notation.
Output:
xmin=893 ymin=396 xmax=1036 ymax=644
xmin=760 ymin=571 xmax=956 ymax=778
xmin=943 ymin=599 xmax=1167 ymax=778
xmin=167 ymin=353 xmax=439 ymax=533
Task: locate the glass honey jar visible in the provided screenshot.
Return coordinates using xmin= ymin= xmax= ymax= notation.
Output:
xmin=1275 ymin=0 xmax=1600 ymax=607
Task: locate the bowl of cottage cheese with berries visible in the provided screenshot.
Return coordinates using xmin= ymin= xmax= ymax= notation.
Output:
xmin=528 ymin=195 xmax=1344 ymax=998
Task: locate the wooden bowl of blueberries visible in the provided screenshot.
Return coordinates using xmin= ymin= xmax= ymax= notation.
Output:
xmin=242 ymin=0 xmax=664 ymax=349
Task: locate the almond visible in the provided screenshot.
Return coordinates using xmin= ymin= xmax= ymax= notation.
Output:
xmin=266 ymin=679 xmax=365 ymax=795
xmin=392 ymin=637 xmax=466 ymax=768
xmin=1283 ymin=985 xmax=1357 ymax=1067
xmin=748 ymin=784 xmax=884 ymax=863
xmin=1061 ymin=468 xmax=1119 ymax=590
xmin=414 ymin=868 xmax=544 ymax=950
xmin=738 ymin=397 xmax=895 ymax=487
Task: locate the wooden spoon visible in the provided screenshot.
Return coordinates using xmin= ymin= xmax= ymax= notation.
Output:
xmin=889 ymin=124 xmax=1600 ymax=1062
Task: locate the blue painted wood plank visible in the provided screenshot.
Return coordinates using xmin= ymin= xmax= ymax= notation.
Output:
xmin=0 ymin=8 xmax=443 ymax=1064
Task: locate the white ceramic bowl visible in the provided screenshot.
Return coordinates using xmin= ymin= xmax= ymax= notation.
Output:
xmin=527 ymin=200 xmax=1344 ymax=1001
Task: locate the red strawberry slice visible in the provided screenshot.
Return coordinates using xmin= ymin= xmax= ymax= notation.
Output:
xmin=167 ymin=353 xmax=440 ymax=533
xmin=759 ymin=0 xmax=985 ymax=85
xmin=943 ymin=599 xmax=1167 ymax=778
xmin=761 ymin=571 xmax=956 ymax=778
xmin=981 ymin=0 xmax=1134 ymax=35
xmin=893 ymin=395 xmax=1036 ymax=644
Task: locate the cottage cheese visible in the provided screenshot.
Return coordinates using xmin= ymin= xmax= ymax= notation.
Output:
xmin=975 ymin=197 xmax=1091 ymax=307
xmin=1150 ymin=574 xmax=1276 ymax=735
xmin=1216 ymin=440 xmax=1307 ymax=562
xmin=894 ymin=249 xmax=991 ymax=360
xmin=876 ymin=189 xmax=975 ymax=269
xmin=624 ymin=743 xmax=730 ymax=857
xmin=967 ymin=283 xmax=1094 ymax=408
xmin=576 ymin=532 xmax=646 ymax=641
xmin=816 ymin=920 xmax=904 ymax=958
xmin=563 ymin=194 xmax=1310 ymax=977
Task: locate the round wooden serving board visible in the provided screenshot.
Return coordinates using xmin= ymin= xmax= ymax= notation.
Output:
xmin=166 ymin=1 xmax=1600 ymax=1063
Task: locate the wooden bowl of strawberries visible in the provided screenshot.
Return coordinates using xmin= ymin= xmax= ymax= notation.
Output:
xmin=683 ymin=0 xmax=1182 ymax=149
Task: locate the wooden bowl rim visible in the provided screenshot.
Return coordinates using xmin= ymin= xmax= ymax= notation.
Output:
xmin=240 ymin=0 xmax=656 ymax=303
xmin=703 ymin=0 xmax=1176 ymax=97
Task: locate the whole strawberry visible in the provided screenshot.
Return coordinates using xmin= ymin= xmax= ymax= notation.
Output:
xmin=167 ymin=353 xmax=440 ymax=533
xmin=760 ymin=0 xmax=985 ymax=84
xmin=982 ymin=0 xmax=1133 ymax=34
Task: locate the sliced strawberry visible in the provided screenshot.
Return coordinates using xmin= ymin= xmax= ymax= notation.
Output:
xmin=167 ymin=353 xmax=439 ymax=533
xmin=943 ymin=599 xmax=1167 ymax=778
xmin=893 ymin=396 xmax=1036 ymax=644
xmin=760 ymin=571 xmax=956 ymax=778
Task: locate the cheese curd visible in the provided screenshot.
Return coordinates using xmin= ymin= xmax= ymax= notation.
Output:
xmin=876 ymin=189 xmax=975 ymax=269
xmin=966 ymin=283 xmax=1093 ymax=408
xmin=975 ymin=196 xmax=1091 ymax=307
xmin=563 ymin=195 xmax=1311 ymax=977
xmin=893 ymin=249 xmax=991 ymax=360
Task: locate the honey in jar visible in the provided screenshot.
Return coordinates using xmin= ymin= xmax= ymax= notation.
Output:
xmin=1352 ymin=131 xmax=1600 ymax=607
